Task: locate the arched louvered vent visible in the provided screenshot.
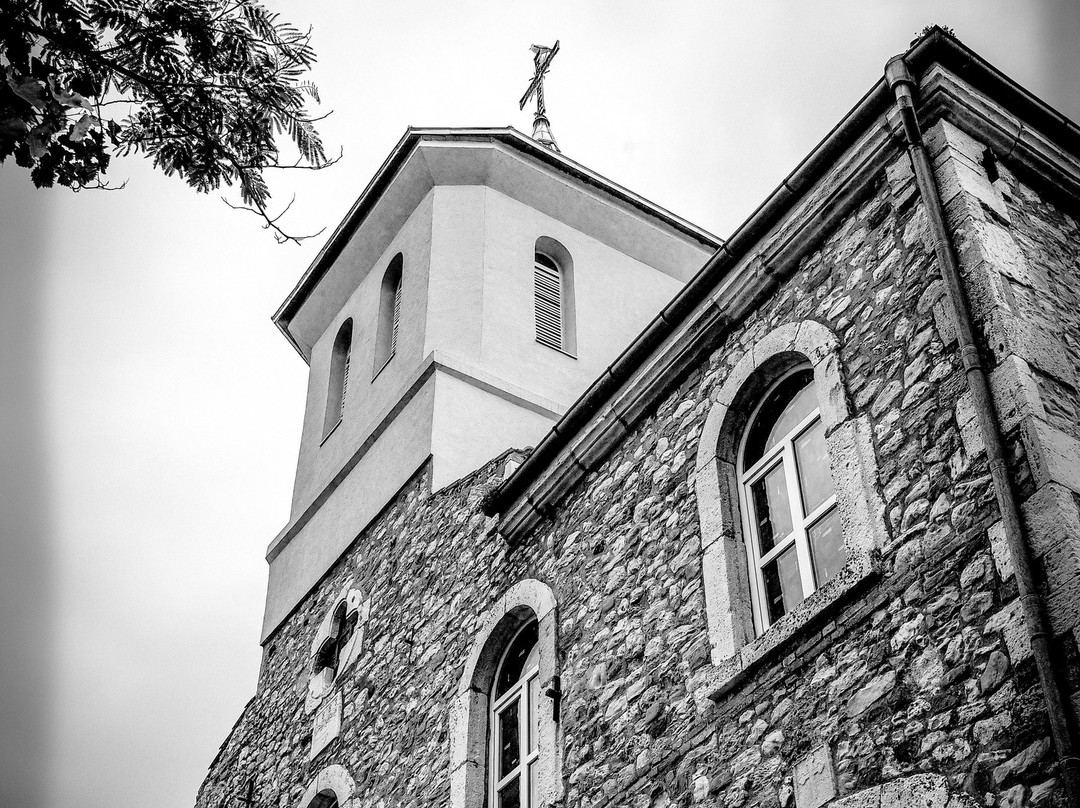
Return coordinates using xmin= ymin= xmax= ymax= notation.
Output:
xmin=340 ymin=348 xmax=350 ymax=418
xmin=374 ymin=254 xmax=403 ymax=373
xmin=323 ymin=319 xmax=353 ymax=438
xmin=390 ymin=279 xmax=402 ymax=355
xmin=534 ymin=253 xmax=562 ymax=350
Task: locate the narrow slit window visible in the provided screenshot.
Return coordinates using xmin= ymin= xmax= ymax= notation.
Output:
xmin=322 ymin=319 xmax=353 ymax=438
xmin=391 ymin=278 xmax=402 ymax=355
xmin=374 ymin=254 xmax=404 ymax=373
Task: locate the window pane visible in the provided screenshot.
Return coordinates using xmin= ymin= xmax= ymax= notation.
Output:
xmin=809 ymin=507 xmax=846 ymax=587
xmin=794 ymin=419 xmax=834 ymax=514
xmin=762 ymin=545 xmax=802 ymax=623
xmin=498 ymin=701 xmax=520 ymax=778
xmin=527 ymin=675 xmax=539 ymax=754
xmin=751 ymin=463 xmax=793 ymax=555
xmin=495 ymin=622 xmax=539 ymax=698
xmin=744 ymin=369 xmax=816 ymax=468
xmin=528 ymin=761 xmax=537 ymax=808
xmin=499 ymin=777 xmax=521 ymax=808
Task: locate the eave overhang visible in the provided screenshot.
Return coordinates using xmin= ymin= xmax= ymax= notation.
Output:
xmin=272 ymin=127 xmax=722 ymax=361
xmin=483 ymin=27 xmax=1080 ymax=539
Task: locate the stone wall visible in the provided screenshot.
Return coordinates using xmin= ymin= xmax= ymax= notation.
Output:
xmin=195 ymin=132 xmax=1075 ymax=808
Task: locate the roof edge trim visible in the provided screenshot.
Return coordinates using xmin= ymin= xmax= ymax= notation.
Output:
xmin=483 ymin=26 xmax=1080 ymax=520
xmin=272 ymin=127 xmax=724 ymax=359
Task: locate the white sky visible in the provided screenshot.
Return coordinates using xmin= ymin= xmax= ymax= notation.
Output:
xmin=0 ymin=3 xmax=1077 ymax=808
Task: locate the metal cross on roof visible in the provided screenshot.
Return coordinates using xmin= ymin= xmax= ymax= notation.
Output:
xmin=518 ymin=40 xmax=560 ymax=151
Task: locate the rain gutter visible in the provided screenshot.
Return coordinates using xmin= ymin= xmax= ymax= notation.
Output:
xmin=886 ymin=54 xmax=1080 ymax=806
xmin=484 ymin=28 xmax=1080 ymax=522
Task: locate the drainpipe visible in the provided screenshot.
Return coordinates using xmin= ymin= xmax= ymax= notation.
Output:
xmin=885 ymin=56 xmax=1080 ymax=803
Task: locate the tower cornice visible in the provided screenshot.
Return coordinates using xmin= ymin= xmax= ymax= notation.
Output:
xmin=272 ymin=127 xmax=721 ymax=362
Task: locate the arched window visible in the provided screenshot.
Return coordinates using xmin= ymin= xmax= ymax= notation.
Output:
xmin=694 ymin=321 xmax=887 ymax=696
xmin=490 ymin=621 xmax=541 ymax=808
xmin=294 ymin=765 xmax=354 ymax=808
xmin=374 ymin=254 xmax=403 ymax=373
xmin=450 ymin=579 xmax=562 ymax=808
xmin=738 ymin=366 xmax=846 ymax=632
xmin=533 ymin=238 xmax=575 ymax=355
xmin=323 ymin=320 xmax=352 ymax=438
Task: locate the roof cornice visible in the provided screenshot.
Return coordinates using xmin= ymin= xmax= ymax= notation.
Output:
xmin=484 ymin=27 xmax=1080 ymax=538
xmin=272 ymin=127 xmax=722 ymax=359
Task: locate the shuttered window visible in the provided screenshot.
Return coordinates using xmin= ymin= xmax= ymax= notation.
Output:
xmin=340 ymin=348 xmax=350 ymax=418
xmin=323 ymin=319 xmax=353 ymax=438
xmin=374 ymin=254 xmax=403 ymax=373
xmin=534 ymin=253 xmax=563 ymax=350
xmin=390 ymin=279 xmax=402 ymax=356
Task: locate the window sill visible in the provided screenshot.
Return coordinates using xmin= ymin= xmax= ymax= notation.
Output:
xmin=692 ymin=553 xmax=878 ymax=706
xmin=535 ymin=340 xmax=577 ymax=360
xmin=371 ymin=352 xmax=395 ymax=381
xmin=320 ymin=419 xmax=342 ymax=446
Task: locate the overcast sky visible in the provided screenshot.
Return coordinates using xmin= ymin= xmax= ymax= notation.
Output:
xmin=1 ymin=2 xmax=1078 ymax=808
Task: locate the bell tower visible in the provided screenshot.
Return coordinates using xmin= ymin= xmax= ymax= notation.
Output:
xmin=262 ymin=127 xmax=720 ymax=639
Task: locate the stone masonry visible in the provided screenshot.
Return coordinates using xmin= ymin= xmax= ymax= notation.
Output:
xmin=196 ymin=35 xmax=1080 ymax=808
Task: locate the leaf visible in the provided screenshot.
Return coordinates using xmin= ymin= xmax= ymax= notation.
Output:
xmin=48 ymin=79 xmax=95 ymax=111
xmin=28 ymin=123 xmax=54 ymax=159
xmin=7 ymin=74 xmax=49 ymax=109
xmin=70 ymin=113 xmax=96 ymax=142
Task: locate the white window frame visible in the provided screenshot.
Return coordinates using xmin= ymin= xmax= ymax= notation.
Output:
xmin=737 ymin=366 xmax=840 ymax=635
xmin=693 ymin=321 xmax=887 ymax=703
xmin=449 ymin=579 xmax=562 ymax=808
xmin=489 ymin=622 xmax=540 ymax=808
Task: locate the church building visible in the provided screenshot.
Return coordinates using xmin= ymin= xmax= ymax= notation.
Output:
xmin=196 ymin=29 xmax=1080 ymax=808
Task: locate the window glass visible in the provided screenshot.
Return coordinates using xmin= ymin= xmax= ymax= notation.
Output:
xmin=762 ymin=545 xmax=802 ymax=622
xmin=740 ymin=366 xmax=842 ymax=634
xmin=744 ymin=369 xmax=816 ymax=469
xmin=490 ymin=619 xmax=542 ymax=808
xmin=750 ymin=464 xmax=792 ymax=555
xmin=794 ymin=420 xmax=833 ymax=514
xmin=498 ymin=701 xmax=520 ymax=777
xmin=499 ymin=778 xmax=521 ymax=808
xmin=809 ymin=508 xmax=846 ymax=586
xmin=495 ymin=622 xmax=539 ymax=698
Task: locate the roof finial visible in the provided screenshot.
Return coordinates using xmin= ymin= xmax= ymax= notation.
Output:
xmin=519 ymin=40 xmax=560 ymax=151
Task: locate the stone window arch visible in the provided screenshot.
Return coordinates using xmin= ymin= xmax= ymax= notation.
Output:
xmin=694 ymin=321 xmax=886 ymax=695
xmin=305 ymin=582 xmax=369 ymax=713
xmin=295 ymin=764 xmax=355 ymax=808
xmin=450 ymin=579 xmax=562 ymax=808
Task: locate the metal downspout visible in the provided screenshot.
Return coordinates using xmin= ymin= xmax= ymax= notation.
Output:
xmin=885 ymin=56 xmax=1080 ymax=804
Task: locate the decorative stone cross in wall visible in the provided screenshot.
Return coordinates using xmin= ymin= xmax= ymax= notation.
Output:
xmin=519 ymin=40 xmax=560 ymax=151
xmin=305 ymin=583 xmax=373 ymax=759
